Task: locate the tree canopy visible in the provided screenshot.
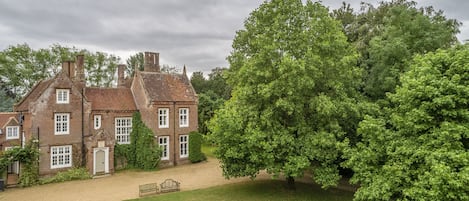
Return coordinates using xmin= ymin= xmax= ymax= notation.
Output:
xmin=0 ymin=43 xmax=121 ymax=101
xmin=190 ymin=68 xmax=231 ymax=134
xmin=333 ymin=0 xmax=460 ymax=100
xmin=345 ymin=45 xmax=469 ymax=200
xmin=209 ymin=0 xmax=362 ymax=188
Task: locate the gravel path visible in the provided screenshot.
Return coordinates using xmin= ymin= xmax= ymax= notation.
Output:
xmin=0 ymin=158 xmax=271 ymax=201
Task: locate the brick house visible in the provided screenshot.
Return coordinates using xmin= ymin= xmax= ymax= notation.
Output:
xmin=0 ymin=52 xmax=198 ymax=181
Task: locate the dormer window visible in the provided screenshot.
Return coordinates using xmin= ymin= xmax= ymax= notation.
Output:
xmin=56 ymin=89 xmax=70 ymax=104
xmin=6 ymin=126 xmax=19 ymax=140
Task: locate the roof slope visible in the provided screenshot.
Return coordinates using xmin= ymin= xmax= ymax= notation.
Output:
xmin=15 ymin=79 xmax=54 ymax=111
xmin=140 ymin=72 xmax=197 ymax=102
xmin=85 ymin=88 xmax=137 ymax=111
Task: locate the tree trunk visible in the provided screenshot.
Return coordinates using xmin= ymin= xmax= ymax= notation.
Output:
xmin=286 ymin=176 xmax=296 ymax=190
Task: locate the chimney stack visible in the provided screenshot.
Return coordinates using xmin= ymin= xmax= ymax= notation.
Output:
xmin=62 ymin=61 xmax=75 ymax=78
xmin=76 ymin=55 xmax=85 ymax=82
xmin=117 ymin=64 xmax=126 ymax=87
xmin=144 ymin=52 xmax=160 ymax=72
xmin=69 ymin=62 xmax=75 ymax=79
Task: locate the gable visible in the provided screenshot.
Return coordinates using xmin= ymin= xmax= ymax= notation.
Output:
xmin=16 ymin=72 xmax=87 ymax=113
xmin=0 ymin=113 xmax=19 ymax=129
xmin=15 ymin=79 xmax=54 ymax=111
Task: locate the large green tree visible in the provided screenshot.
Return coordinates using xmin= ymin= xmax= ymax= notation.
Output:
xmin=345 ymin=45 xmax=469 ymax=200
xmin=333 ymin=0 xmax=460 ymax=100
xmin=209 ymin=0 xmax=362 ymax=188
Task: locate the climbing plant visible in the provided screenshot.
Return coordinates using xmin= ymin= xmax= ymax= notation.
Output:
xmin=0 ymin=139 xmax=39 ymax=187
xmin=114 ymin=112 xmax=162 ymax=170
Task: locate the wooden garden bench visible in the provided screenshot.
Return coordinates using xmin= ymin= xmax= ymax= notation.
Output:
xmin=139 ymin=182 xmax=158 ymax=197
xmin=159 ymin=179 xmax=180 ymax=193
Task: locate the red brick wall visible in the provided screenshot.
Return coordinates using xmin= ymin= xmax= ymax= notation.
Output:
xmin=28 ymin=75 xmax=85 ymax=176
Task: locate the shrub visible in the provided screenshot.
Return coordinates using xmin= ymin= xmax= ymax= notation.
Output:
xmin=189 ymin=131 xmax=206 ymax=163
xmin=40 ymin=168 xmax=91 ymax=184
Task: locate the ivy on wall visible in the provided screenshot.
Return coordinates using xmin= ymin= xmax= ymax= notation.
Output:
xmin=114 ymin=112 xmax=162 ymax=170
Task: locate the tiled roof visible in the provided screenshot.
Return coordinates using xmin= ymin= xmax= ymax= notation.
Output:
xmin=15 ymin=79 xmax=54 ymax=111
xmin=0 ymin=112 xmax=18 ymax=128
xmin=140 ymin=72 xmax=197 ymax=102
xmin=85 ymin=88 xmax=137 ymax=111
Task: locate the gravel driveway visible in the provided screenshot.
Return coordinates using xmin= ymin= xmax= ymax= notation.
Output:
xmin=0 ymin=158 xmax=271 ymax=201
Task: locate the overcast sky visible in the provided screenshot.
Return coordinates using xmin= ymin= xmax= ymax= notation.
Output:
xmin=0 ymin=0 xmax=468 ymax=74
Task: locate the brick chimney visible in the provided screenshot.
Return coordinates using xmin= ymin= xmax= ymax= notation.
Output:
xmin=62 ymin=61 xmax=75 ymax=78
xmin=76 ymin=55 xmax=85 ymax=82
xmin=117 ymin=64 xmax=126 ymax=87
xmin=144 ymin=52 xmax=160 ymax=72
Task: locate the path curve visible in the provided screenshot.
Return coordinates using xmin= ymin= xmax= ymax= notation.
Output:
xmin=0 ymin=158 xmax=271 ymax=201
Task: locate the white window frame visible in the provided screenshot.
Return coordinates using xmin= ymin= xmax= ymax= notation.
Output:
xmin=54 ymin=113 xmax=70 ymax=135
xmin=50 ymin=145 xmax=72 ymax=169
xmin=94 ymin=115 xmax=101 ymax=129
xmin=56 ymin=89 xmax=70 ymax=104
xmin=115 ymin=117 xmax=132 ymax=144
xmin=179 ymin=108 xmax=189 ymax=127
xmin=158 ymin=108 xmax=169 ymax=128
xmin=179 ymin=135 xmax=189 ymax=158
xmin=5 ymin=146 xmax=19 ymax=174
xmin=159 ymin=136 xmax=169 ymax=160
xmin=6 ymin=126 xmax=19 ymax=140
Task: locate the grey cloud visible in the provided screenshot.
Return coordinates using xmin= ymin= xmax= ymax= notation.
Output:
xmin=0 ymin=0 xmax=467 ymax=74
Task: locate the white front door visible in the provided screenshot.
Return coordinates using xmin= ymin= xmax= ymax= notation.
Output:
xmin=93 ymin=147 xmax=109 ymax=175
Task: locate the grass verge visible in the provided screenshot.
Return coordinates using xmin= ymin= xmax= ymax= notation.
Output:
xmin=129 ymin=179 xmax=354 ymax=201
xmin=201 ymin=142 xmax=216 ymax=158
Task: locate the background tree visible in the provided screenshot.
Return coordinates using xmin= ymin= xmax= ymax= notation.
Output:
xmin=190 ymin=71 xmax=207 ymax=93
xmin=333 ymin=0 xmax=460 ymax=100
xmin=83 ymin=51 xmax=119 ymax=87
xmin=0 ymin=43 xmax=121 ymax=101
xmin=345 ymin=45 xmax=469 ymax=200
xmin=190 ymin=68 xmax=231 ymax=135
xmin=0 ymin=88 xmax=14 ymax=112
xmin=197 ymin=91 xmax=225 ymax=134
xmin=209 ymin=0 xmax=362 ymax=188
xmin=126 ymin=52 xmax=144 ymax=76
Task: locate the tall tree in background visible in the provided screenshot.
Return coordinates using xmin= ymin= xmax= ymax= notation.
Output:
xmin=207 ymin=67 xmax=231 ymax=100
xmin=333 ymin=0 xmax=460 ymax=100
xmin=190 ymin=68 xmax=231 ymax=135
xmin=126 ymin=52 xmax=144 ymax=76
xmin=345 ymin=45 xmax=469 ymax=200
xmin=190 ymin=71 xmax=207 ymax=93
xmin=0 ymin=43 xmax=121 ymax=103
xmin=0 ymin=88 xmax=14 ymax=112
xmin=83 ymin=51 xmax=119 ymax=87
xmin=209 ymin=0 xmax=362 ymax=188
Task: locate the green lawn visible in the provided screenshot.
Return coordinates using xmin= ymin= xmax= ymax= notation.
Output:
xmin=129 ymin=180 xmax=354 ymax=201
xmin=201 ymin=142 xmax=216 ymax=158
